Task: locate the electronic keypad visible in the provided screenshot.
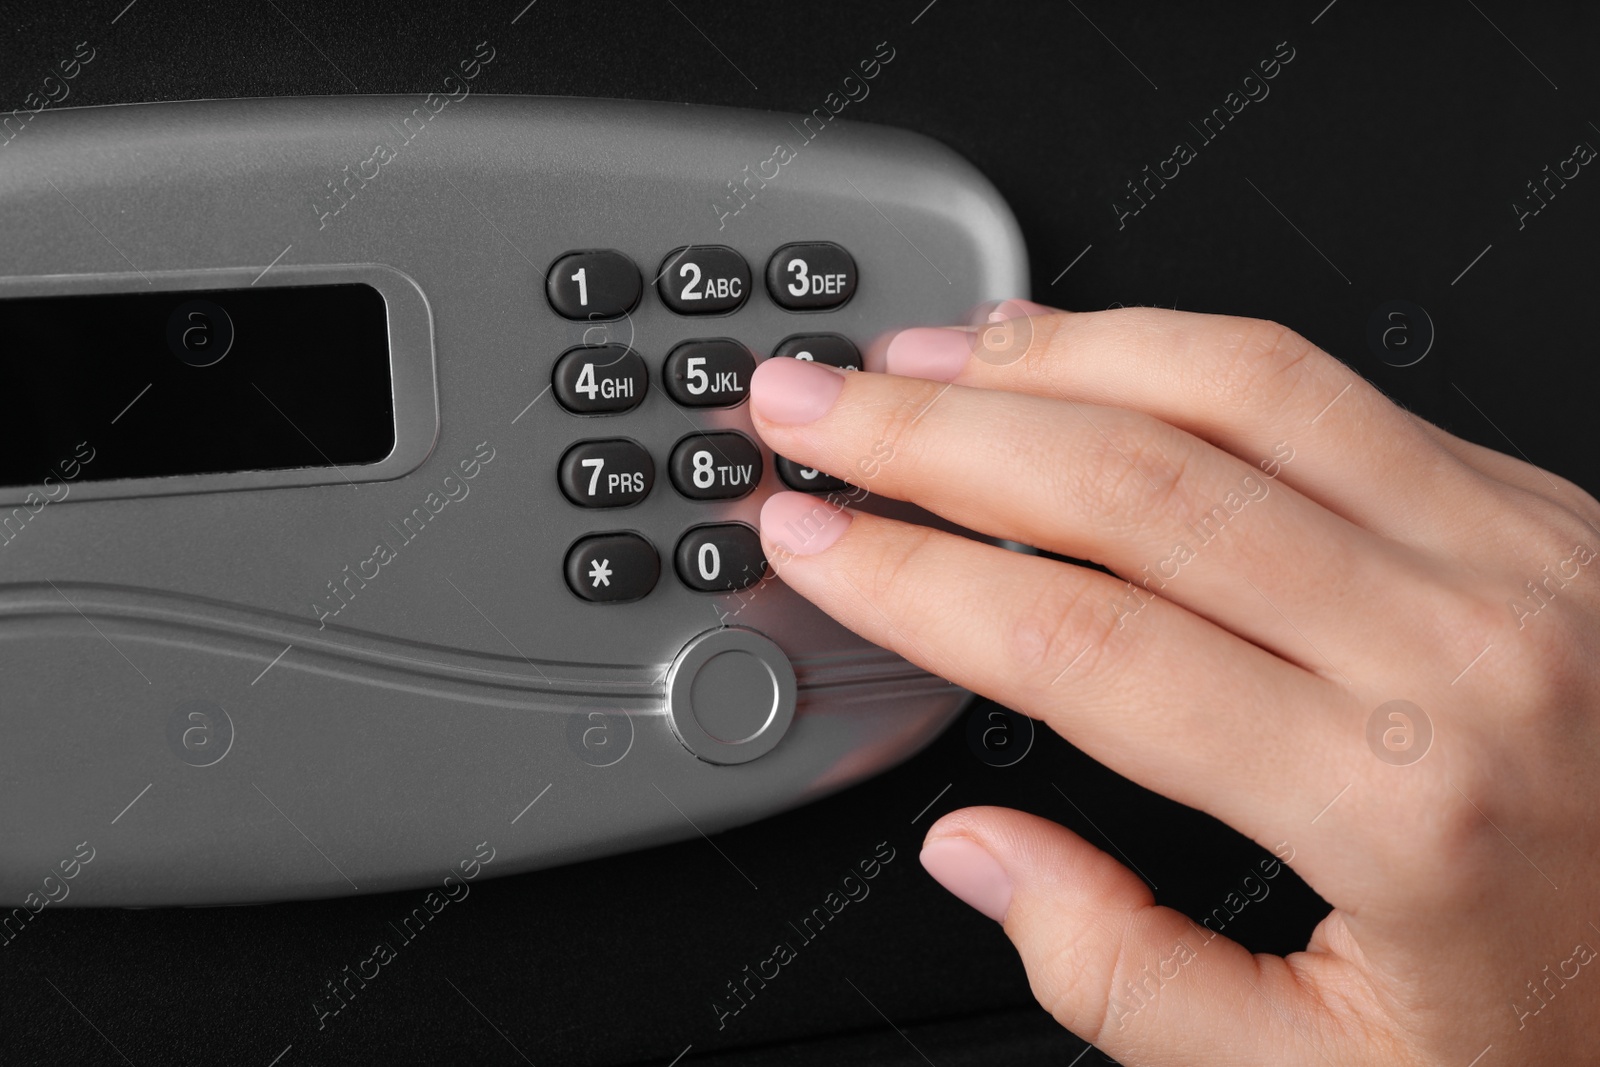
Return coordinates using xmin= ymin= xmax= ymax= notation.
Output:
xmin=0 ymin=96 xmax=1026 ymax=905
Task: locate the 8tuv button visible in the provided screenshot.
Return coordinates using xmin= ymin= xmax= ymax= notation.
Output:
xmin=559 ymin=439 xmax=654 ymax=508
xmin=552 ymin=345 xmax=647 ymax=414
xmin=663 ymin=340 xmax=755 ymax=407
xmin=547 ymin=250 xmax=642 ymax=320
xmin=566 ymin=533 xmax=659 ymax=603
xmin=766 ymin=242 xmax=857 ymax=311
xmin=657 ymin=246 xmax=750 ymax=314
xmin=669 ymin=433 xmax=763 ymax=500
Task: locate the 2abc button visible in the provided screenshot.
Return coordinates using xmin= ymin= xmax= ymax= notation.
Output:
xmin=657 ymin=246 xmax=750 ymax=315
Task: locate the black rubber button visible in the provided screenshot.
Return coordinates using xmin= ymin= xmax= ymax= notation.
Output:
xmin=663 ymin=340 xmax=755 ymax=407
xmin=546 ymin=250 xmax=641 ymax=320
xmin=676 ymin=524 xmax=766 ymax=592
xmin=552 ymin=345 xmax=647 ymax=415
xmin=565 ymin=533 xmax=659 ymax=603
xmin=558 ymin=439 xmax=654 ymax=508
xmin=772 ymin=333 xmax=862 ymax=371
xmin=766 ymin=242 xmax=858 ymax=311
xmin=776 ymin=455 xmax=848 ymax=492
xmin=657 ymin=246 xmax=750 ymax=315
xmin=668 ymin=433 xmax=762 ymax=500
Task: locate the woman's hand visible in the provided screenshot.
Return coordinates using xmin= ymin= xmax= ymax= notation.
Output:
xmin=746 ymin=302 xmax=1600 ymax=1066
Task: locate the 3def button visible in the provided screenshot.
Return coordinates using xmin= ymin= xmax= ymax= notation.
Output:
xmin=565 ymin=533 xmax=660 ymax=603
xmin=767 ymin=242 xmax=857 ymax=310
xmin=553 ymin=345 xmax=647 ymax=414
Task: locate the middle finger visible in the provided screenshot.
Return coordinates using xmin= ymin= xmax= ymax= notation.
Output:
xmin=750 ymin=357 xmax=1435 ymax=680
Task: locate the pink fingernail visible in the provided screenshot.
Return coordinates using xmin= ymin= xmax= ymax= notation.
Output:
xmin=760 ymin=491 xmax=852 ymax=557
xmin=750 ymin=357 xmax=846 ymax=424
xmin=885 ymin=326 xmax=972 ymax=382
xmin=920 ymin=836 xmax=1012 ymax=923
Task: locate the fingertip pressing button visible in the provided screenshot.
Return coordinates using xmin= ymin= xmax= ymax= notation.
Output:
xmin=775 ymin=455 xmax=848 ymax=492
xmin=771 ymin=333 xmax=862 ymax=371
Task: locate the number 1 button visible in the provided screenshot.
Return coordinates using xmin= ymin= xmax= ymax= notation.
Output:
xmin=547 ymin=250 xmax=642 ymax=320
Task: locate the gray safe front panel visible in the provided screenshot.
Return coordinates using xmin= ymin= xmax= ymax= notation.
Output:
xmin=0 ymin=96 xmax=1027 ymax=905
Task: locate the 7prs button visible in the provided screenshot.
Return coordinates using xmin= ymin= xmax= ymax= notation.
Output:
xmin=766 ymin=242 xmax=857 ymax=311
xmin=657 ymin=246 xmax=750 ymax=314
xmin=559 ymin=439 xmax=654 ymax=508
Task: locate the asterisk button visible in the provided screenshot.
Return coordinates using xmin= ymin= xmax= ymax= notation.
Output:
xmin=564 ymin=534 xmax=658 ymax=603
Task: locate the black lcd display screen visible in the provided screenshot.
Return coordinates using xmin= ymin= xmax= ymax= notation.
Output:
xmin=0 ymin=283 xmax=395 ymax=487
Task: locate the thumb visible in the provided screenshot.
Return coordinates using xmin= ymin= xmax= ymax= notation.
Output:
xmin=920 ymin=806 xmax=1338 ymax=1067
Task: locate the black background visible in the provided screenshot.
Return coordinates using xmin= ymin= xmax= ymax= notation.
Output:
xmin=3 ymin=2 xmax=1598 ymax=1065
